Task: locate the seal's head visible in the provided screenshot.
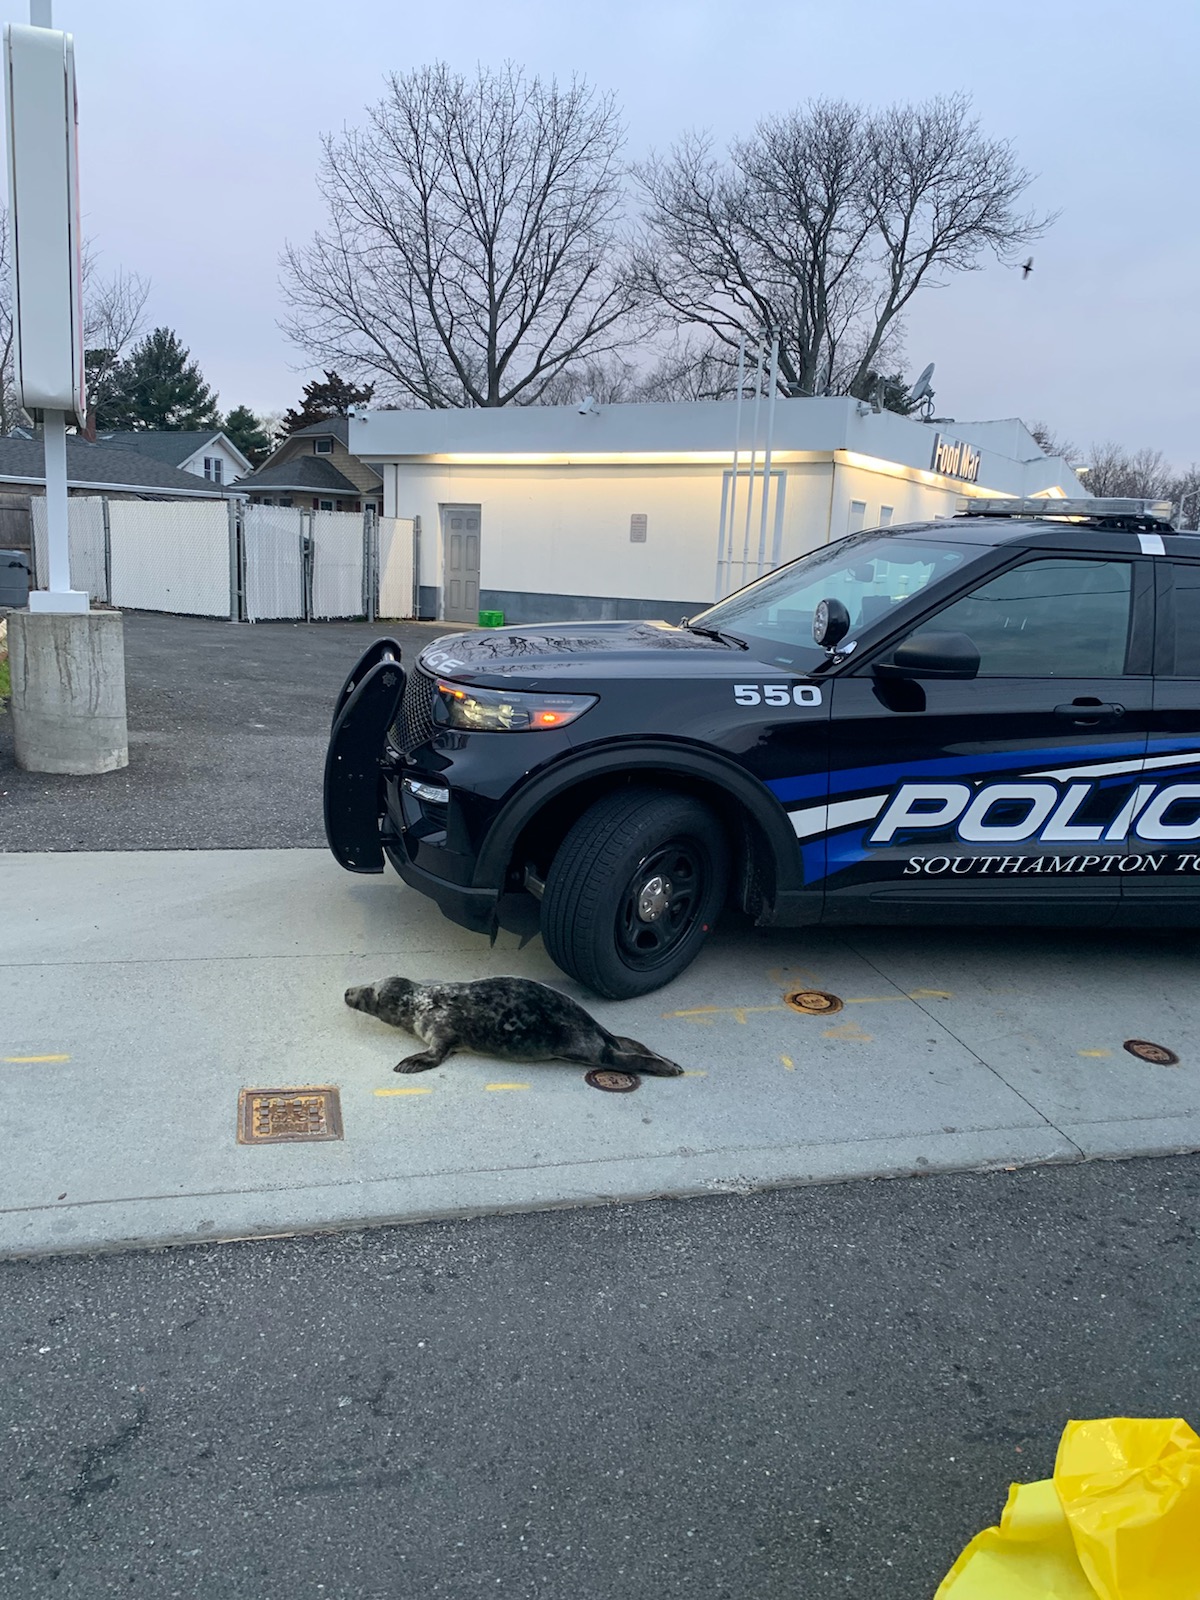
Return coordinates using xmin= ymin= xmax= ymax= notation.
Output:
xmin=344 ymin=976 xmax=417 ymax=1027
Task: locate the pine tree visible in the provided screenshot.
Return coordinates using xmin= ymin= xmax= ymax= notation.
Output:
xmin=103 ymin=327 xmax=220 ymax=431
xmin=222 ymin=405 xmax=273 ymax=466
xmin=282 ymin=371 xmax=374 ymax=434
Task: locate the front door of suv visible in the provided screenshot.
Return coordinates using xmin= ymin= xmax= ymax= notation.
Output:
xmin=821 ymin=552 xmax=1155 ymax=924
xmin=1123 ymin=554 xmax=1200 ymax=922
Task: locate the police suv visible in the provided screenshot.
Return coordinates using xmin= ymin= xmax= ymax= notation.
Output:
xmin=324 ymin=497 xmax=1200 ymax=998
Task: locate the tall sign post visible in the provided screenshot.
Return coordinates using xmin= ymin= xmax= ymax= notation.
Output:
xmin=5 ymin=3 xmax=128 ymax=773
xmin=5 ymin=12 xmax=88 ymax=609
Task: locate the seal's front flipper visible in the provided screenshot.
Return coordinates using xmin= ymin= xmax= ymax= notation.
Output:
xmin=607 ymin=1036 xmax=685 ymax=1077
xmin=395 ymin=1031 xmax=454 ymax=1073
xmin=395 ymin=1051 xmax=443 ymax=1073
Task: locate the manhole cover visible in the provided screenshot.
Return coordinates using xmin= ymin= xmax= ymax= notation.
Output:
xmin=1123 ymin=1040 xmax=1181 ymax=1067
xmin=238 ymin=1086 xmax=344 ymax=1144
xmin=585 ymin=1069 xmax=640 ymax=1093
xmin=785 ymin=989 xmax=844 ymax=1016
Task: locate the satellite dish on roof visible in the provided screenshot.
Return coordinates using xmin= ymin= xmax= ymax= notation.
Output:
xmin=908 ymin=363 xmax=935 ymax=404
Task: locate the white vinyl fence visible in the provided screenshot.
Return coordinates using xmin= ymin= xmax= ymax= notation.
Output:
xmin=243 ymin=505 xmax=306 ymax=621
xmin=110 ymin=500 xmax=233 ymax=616
xmin=29 ymin=496 xmax=419 ymax=623
xmin=310 ymin=509 xmax=366 ymax=620
xmin=378 ymin=516 xmax=416 ymax=620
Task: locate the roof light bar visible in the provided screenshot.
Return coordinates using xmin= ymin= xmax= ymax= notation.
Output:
xmin=956 ymin=496 xmax=1175 ymax=522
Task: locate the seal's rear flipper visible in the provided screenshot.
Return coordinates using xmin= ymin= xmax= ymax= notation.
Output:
xmin=607 ymin=1037 xmax=685 ymax=1077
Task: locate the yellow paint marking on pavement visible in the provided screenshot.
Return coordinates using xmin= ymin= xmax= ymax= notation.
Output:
xmin=485 ymin=1083 xmax=530 ymax=1091
xmin=822 ymin=1020 xmax=874 ymax=1043
xmin=1078 ymin=1049 xmax=1112 ymax=1058
xmin=781 ymin=1055 xmax=795 ymax=1071
xmin=681 ymin=1069 xmax=708 ymax=1077
xmin=374 ymin=1087 xmax=434 ymax=1096
xmin=4 ymin=1054 xmax=70 ymax=1063
xmin=663 ymin=1004 xmax=787 ymax=1025
xmin=768 ymin=966 xmax=824 ymax=988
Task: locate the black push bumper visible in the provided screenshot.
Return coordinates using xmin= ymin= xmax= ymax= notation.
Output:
xmin=323 ymin=638 xmax=406 ymax=873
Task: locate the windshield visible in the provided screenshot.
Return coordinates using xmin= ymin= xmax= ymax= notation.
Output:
xmin=692 ymin=532 xmax=976 ymax=671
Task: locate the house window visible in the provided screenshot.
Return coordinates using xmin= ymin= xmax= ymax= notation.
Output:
xmin=261 ymin=496 xmax=273 ymax=506
xmin=319 ymin=499 xmax=334 ymax=511
xmin=848 ymin=500 xmax=867 ymax=534
xmin=278 ymin=498 xmax=293 ymax=507
xmin=203 ymin=456 xmax=223 ymax=483
xmin=879 ymin=505 xmax=894 ymax=526
xmin=314 ymin=438 xmax=334 ymax=455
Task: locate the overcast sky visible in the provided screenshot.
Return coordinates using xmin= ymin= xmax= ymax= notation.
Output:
xmin=37 ymin=0 xmax=1200 ymax=465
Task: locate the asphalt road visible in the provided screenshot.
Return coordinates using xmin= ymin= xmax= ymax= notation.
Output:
xmin=0 ymin=613 xmax=443 ymax=851
xmin=3 ymin=1160 xmax=1198 ymax=1600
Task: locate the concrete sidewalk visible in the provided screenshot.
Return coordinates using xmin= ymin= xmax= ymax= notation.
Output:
xmin=3 ymin=848 xmax=1199 ymax=1257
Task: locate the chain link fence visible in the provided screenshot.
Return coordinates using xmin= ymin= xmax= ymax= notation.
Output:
xmin=28 ymin=497 xmax=419 ymax=623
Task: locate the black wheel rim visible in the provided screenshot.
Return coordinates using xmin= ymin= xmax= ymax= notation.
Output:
xmin=615 ymin=838 xmax=708 ymax=970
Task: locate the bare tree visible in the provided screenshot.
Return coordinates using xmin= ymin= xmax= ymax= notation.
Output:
xmin=1028 ymin=419 xmax=1081 ymax=466
xmin=536 ymin=353 xmax=639 ymax=406
xmin=535 ymin=337 xmax=754 ymax=406
xmin=281 ymin=63 xmax=640 ymax=408
xmin=1081 ymin=441 xmax=1175 ymax=499
xmin=633 ymin=339 xmax=743 ymax=402
xmin=0 ymin=211 xmax=149 ymax=433
xmin=82 ymin=262 xmax=151 ymax=427
xmin=633 ymin=94 xmax=1052 ymax=399
xmin=1172 ymin=463 xmax=1200 ymax=529
xmin=0 ymin=212 xmax=21 ymax=433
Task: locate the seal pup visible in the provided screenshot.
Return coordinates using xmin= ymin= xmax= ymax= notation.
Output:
xmin=344 ymin=975 xmax=684 ymax=1076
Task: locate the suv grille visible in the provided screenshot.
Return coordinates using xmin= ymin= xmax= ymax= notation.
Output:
xmin=391 ymin=668 xmax=437 ymax=754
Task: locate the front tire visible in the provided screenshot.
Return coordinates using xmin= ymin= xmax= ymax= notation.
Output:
xmin=541 ymin=788 xmax=728 ymax=999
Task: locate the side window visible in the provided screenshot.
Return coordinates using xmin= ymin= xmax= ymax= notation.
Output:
xmin=912 ymin=558 xmax=1134 ymax=677
xmin=1165 ymin=562 xmax=1200 ymax=676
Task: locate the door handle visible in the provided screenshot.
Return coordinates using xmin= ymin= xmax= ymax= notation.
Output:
xmin=1054 ymin=699 xmax=1125 ymax=725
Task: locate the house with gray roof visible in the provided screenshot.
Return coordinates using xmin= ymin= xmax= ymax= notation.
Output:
xmin=0 ymin=434 xmax=233 ymax=498
xmin=94 ymin=429 xmax=253 ymax=487
xmin=233 ymin=417 xmax=382 ymax=513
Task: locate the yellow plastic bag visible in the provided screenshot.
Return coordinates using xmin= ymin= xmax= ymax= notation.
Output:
xmin=934 ymin=1418 xmax=1200 ymax=1599
xmin=1055 ymin=1418 xmax=1200 ymax=1600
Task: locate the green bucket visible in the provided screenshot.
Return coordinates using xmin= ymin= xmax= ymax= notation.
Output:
xmin=478 ymin=609 xmax=505 ymax=628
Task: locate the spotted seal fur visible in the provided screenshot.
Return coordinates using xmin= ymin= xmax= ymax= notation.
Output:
xmin=344 ymin=975 xmax=684 ymax=1076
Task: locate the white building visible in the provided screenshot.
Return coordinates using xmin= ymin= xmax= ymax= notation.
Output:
xmin=351 ymin=397 xmax=1083 ymax=626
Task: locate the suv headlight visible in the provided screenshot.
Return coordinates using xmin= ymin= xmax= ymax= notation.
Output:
xmin=433 ymin=682 xmax=597 ymax=732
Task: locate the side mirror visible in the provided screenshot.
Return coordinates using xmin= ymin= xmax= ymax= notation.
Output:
xmin=876 ymin=630 xmax=980 ymax=680
xmin=812 ymin=597 xmax=851 ymax=648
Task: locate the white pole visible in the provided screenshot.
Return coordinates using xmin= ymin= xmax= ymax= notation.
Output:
xmin=42 ymin=409 xmax=71 ymax=593
xmin=719 ymin=334 xmax=747 ymax=599
xmin=740 ymin=340 xmax=765 ymax=587
xmin=756 ymin=332 xmax=780 ymax=573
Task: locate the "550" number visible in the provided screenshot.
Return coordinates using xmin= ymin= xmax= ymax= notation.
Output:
xmin=734 ymin=683 xmax=822 ymax=707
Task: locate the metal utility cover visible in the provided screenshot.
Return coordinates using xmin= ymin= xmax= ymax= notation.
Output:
xmin=785 ymin=989 xmax=844 ymax=1016
xmin=1123 ymin=1040 xmax=1181 ymax=1067
xmin=238 ymin=1086 xmax=344 ymax=1144
xmin=585 ymin=1069 xmax=640 ymax=1093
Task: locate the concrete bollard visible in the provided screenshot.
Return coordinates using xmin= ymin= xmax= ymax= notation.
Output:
xmin=9 ymin=608 xmax=129 ymax=775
